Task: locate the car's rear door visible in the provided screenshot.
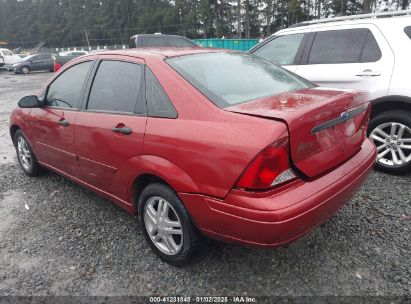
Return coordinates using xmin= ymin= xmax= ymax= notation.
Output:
xmin=29 ymin=59 xmax=95 ymax=177
xmin=250 ymin=29 xmax=311 ymax=73
xmin=75 ymin=55 xmax=147 ymax=197
xmin=294 ymin=24 xmax=394 ymax=100
xmin=36 ymin=53 xmax=53 ymax=71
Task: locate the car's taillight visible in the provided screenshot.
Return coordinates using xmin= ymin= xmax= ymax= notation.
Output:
xmin=235 ymin=138 xmax=297 ymax=190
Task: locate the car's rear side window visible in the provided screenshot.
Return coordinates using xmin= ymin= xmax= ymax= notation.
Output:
xmin=167 ymin=38 xmax=195 ymax=47
xmin=129 ymin=37 xmax=137 ymax=48
xmin=167 ymin=52 xmax=313 ymax=108
xmin=46 ymin=61 xmax=92 ymax=109
xmin=405 ymin=26 xmax=411 ymax=39
xmin=142 ymin=37 xmax=166 ymax=47
xmin=307 ymin=29 xmax=380 ymax=64
xmin=361 ymin=31 xmax=382 ymax=62
xmin=87 ymin=60 xmax=143 ymax=113
xmin=145 ymin=67 xmax=177 ymax=118
xmin=253 ymin=33 xmax=305 ymax=65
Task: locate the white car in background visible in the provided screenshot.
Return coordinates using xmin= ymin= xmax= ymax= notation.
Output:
xmin=251 ymin=10 xmax=411 ymax=175
xmin=0 ymin=48 xmax=22 ymax=65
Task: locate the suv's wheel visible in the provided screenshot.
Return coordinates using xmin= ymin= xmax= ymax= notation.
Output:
xmin=14 ymin=130 xmax=45 ymax=176
xmin=21 ymin=66 xmax=30 ymax=74
xmin=368 ymin=110 xmax=411 ymax=174
xmin=138 ymin=183 xmax=201 ymax=266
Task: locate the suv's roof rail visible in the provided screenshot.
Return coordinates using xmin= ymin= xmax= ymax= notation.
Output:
xmin=290 ymin=9 xmax=411 ymax=28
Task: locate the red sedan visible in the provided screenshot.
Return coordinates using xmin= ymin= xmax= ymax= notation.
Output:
xmin=9 ymin=48 xmax=376 ymax=265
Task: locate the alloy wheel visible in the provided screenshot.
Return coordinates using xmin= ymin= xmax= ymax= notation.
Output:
xmin=143 ymin=196 xmax=183 ymax=256
xmin=369 ymin=122 xmax=411 ymax=167
xmin=17 ymin=136 xmax=32 ymax=171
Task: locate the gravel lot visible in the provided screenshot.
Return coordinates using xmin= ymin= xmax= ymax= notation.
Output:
xmin=0 ymin=71 xmax=410 ymax=298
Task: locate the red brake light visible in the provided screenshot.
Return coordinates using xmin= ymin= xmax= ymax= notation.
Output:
xmin=235 ymin=138 xmax=296 ymax=190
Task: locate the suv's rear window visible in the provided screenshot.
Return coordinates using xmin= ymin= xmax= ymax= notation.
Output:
xmin=405 ymin=26 xmax=411 ymax=39
xmin=167 ymin=52 xmax=313 ymax=108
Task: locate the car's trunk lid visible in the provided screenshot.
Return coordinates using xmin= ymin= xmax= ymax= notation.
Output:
xmin=225 ymin=87 xmax=371 ymax=178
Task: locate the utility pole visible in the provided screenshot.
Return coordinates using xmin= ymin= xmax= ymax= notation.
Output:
xmin=237 ymin=0 xmax=242 ymax=38
xmin=245 ymin=0 xmax=250 ymax=39
xmin=84 ymin=30 xmax=90 ymax=49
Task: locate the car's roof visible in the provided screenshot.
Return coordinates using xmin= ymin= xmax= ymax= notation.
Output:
xmin=275 ymin=14 xmax=411 ymax=35
xmin=88 ymin=47 xmax=232 ymax=59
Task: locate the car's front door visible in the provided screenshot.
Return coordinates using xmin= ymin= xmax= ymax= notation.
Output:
xmin=28 ymin=55 xmax=42 ymax=71
xmin=75 ymin=56 xmax=147 ymax=199
xmin=294 ymin=25 xmax=394 ymax=100
xmin=29 ymin=60 xmax=94 ymax=177
xmin=250 ymin=31 xmax=310 ymax=73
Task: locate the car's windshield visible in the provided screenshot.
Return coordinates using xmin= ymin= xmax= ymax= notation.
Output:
xmin=167 ymin=52 xmax=314 ymax=108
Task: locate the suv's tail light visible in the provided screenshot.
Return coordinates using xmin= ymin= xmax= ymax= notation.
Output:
xmin=235 ymin=138 xmax=297 ymax=190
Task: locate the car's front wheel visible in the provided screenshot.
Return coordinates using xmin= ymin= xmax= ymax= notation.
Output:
xmin=20 ymin=66 xmax=30 ymax=74
xmin=368 ymin=110 xmax=411 ymax=174
xmin=138 ymin=183 xmax=201 ymax=266
xmin=14 ymin=130 xmax=45 ymax=176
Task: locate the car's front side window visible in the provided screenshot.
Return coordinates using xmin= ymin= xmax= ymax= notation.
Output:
xmin=252 ymin=33 xmax=305 ymax=65
xmin=86 ymin=60 xmax=143 ymax=114
xmin=46 ymin=61 xmax=92 ymax=109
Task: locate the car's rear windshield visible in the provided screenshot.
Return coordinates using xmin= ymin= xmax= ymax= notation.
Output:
xmin=166 ymin=52 xmax=313 ymax=108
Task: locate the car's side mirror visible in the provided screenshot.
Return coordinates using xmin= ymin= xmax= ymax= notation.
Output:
xmin=18 ymin=95 xmax=41 ymax=108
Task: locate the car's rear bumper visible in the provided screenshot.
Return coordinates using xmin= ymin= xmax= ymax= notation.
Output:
xmin=180 ymin=139 xmax=376 ymax=247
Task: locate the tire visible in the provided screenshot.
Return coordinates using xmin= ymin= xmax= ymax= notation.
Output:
xmin=14 ymin=129 xmax=45 ymax=177
xmin=138 ymin=183 xmax=202 ymax=266
xmin=21 ymin=66 xmax=30 ymax=74
xmin=368 ymin=110 xmax=411 ymax=175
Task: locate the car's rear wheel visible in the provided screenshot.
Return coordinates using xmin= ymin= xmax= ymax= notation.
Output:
xmin=14 ymin=130 xmax=45 ymax=176
xmin=21 ymin=66 xmax=30 ymax=74
xmin=368 ymin=110 xmax=411 ymax=174
xmin=138 ymin=183 xmax=201 ymax=266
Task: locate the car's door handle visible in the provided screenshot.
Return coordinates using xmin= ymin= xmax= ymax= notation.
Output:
xmin=355 ymin=69 xmax=381 ymax=77
xmin=58 ymin=118 xmax=70 ymax=127
xmin=112 ymin=126 xmax=132 ymax=135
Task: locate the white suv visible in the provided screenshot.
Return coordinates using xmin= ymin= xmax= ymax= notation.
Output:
xmin=0 ymin=48 xmax=22 ymax=66
xmin=251 ymin=10 xmax=411 ymax=174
